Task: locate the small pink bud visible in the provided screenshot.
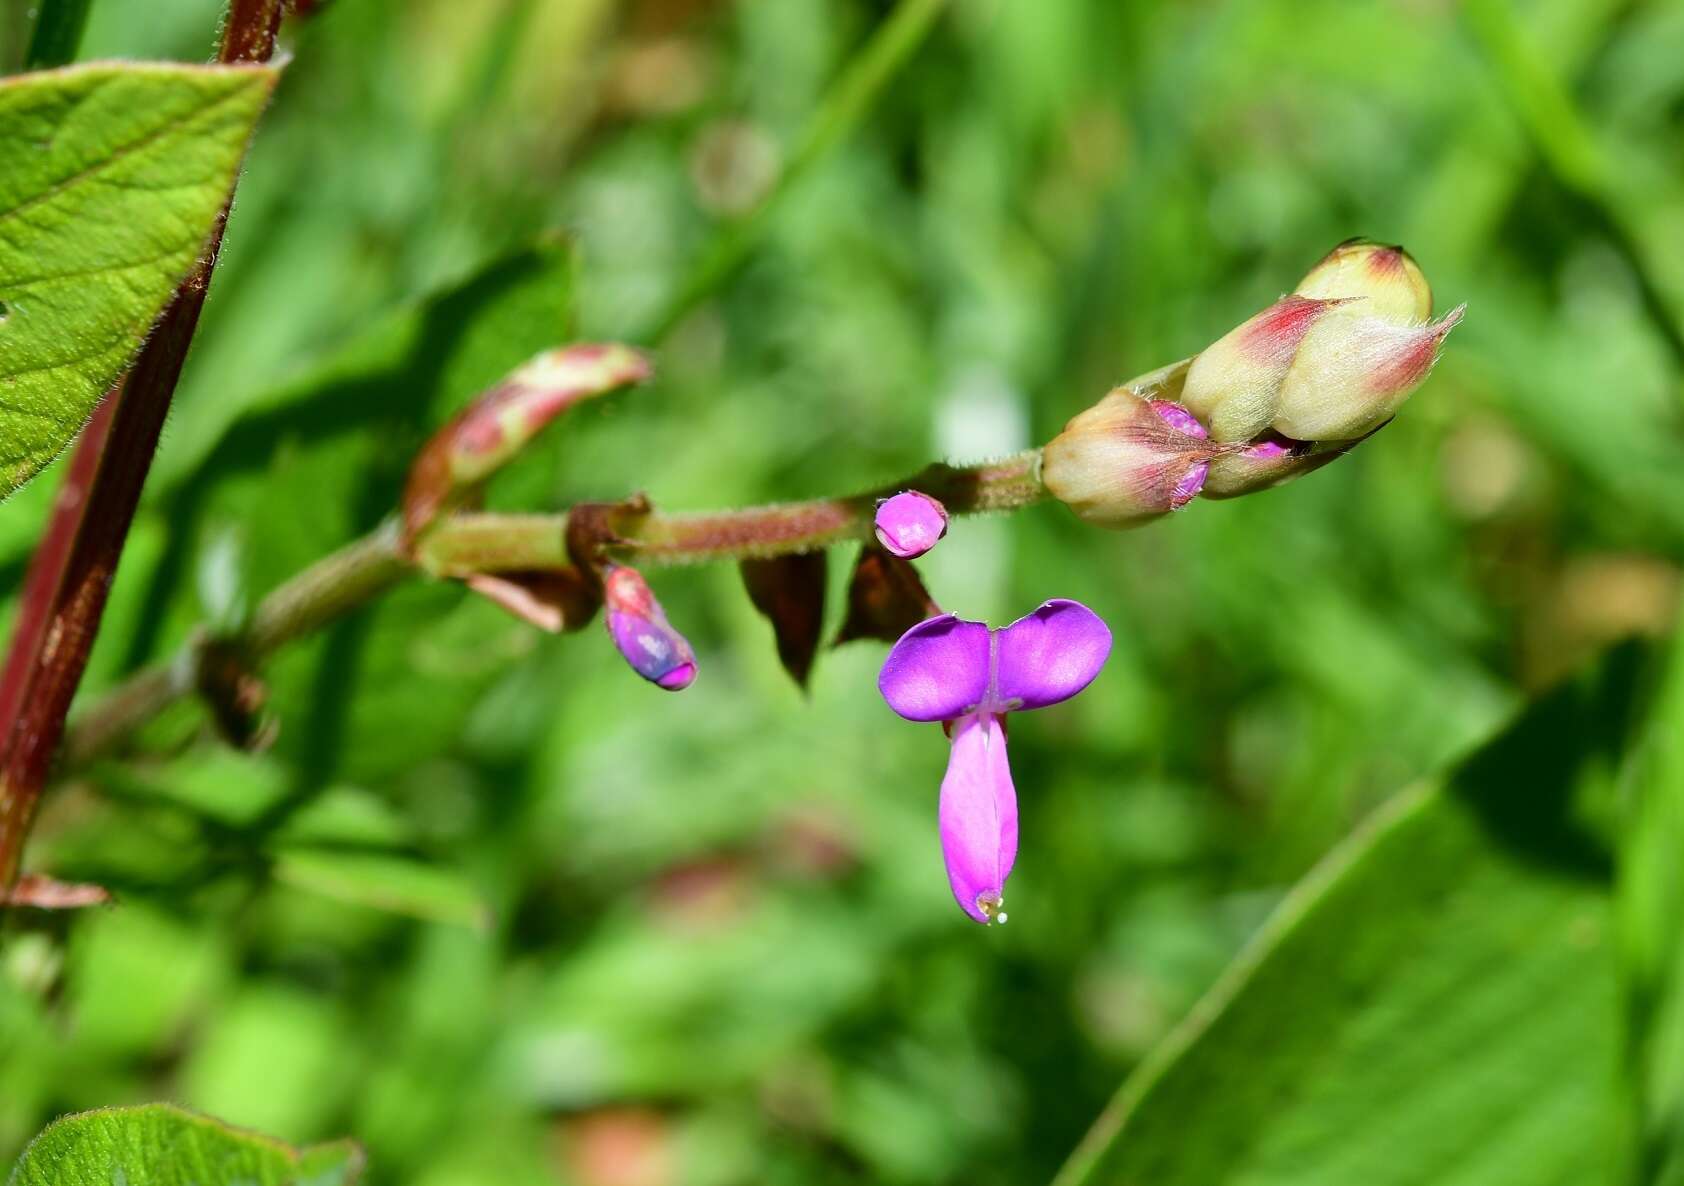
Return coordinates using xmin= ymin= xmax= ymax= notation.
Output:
xmin=603 ymin=566 xmax=697 ymax=691
xmin=1041 ymin=391 xmax=1217 ymax=529
xmin=1179 ymin=295 xmax=1347 ymax=442
xmin=874 ymin=491 xmax=948 ymax=558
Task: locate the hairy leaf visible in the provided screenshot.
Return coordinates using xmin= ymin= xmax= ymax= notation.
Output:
xmin=1055 ymin=653 xmax=1641 ymax=1186
xmin=8 ymin=1103 xmax=362 ymax=1186
xmin=0 ymin=62 xmax=276 ymax=500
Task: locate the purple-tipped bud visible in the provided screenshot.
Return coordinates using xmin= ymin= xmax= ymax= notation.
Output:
xmin=603 ymin=566 xmax=697 ymax=691
xmin=1040 ymin=391 xmax=1217 ymax=529
xmin=874 ymin=491 xmax=948 ymax=559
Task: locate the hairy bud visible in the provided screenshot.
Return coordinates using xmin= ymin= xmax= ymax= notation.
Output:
xmin=1176 ymin=240 xmax=1461 ymax=447
xmin=402 ymin=343 xmax=651 ymax=543
xmin=1295 ymin=238 xmax=1432 ymax=323
xmin=1200 ymin=435 xmax=1343 ymax=500
xmin=1180 ymin=295 xmax=1346 ymax=443
xmin=1041 ymin=392 xmax=1217 ymax=529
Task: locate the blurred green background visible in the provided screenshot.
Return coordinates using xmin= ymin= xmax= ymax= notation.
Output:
xmin=3 ymin=0 xmax=1684 ymax=1182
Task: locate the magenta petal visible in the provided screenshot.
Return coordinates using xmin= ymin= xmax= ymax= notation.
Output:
xmin=878 ymin=614 xmax=991 ymax=722
xmin=874 ymin=491 xmax=949 ymax=559
xmin=940 ymin=713 xmax=1018 ymax=924
xmin=994 ymin=599 xmax=1112 ymax=711
xmin=608 ymin=610 xmax=697 ymax=691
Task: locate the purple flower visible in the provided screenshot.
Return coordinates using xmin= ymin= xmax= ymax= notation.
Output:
xmin=874 ymin=491 xmax=948 ymax=559
xmin=604 ymin=566 xmax=697 ymax=690
xmin=878 ymin=600 xmax=1112 ymax=924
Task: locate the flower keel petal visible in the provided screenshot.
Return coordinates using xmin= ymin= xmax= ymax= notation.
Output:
xmin=939 ymin=714 xmax=1018 ymax=924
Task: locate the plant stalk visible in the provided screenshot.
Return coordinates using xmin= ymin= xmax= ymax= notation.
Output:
xmin=0 ymin=0 xmax=285 ymax=891
xmin=65 ymin=451 xmax=1045 ymax=768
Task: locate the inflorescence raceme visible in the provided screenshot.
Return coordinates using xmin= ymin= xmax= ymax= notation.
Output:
xmin=394 ymin=239 xmax=1461 ymax=925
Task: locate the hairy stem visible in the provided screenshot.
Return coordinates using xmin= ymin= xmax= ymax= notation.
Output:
xmin=0 ymin=0 xmax=284 ymax=891
xmin=66 ymin=451 xmax=1045 ymax=768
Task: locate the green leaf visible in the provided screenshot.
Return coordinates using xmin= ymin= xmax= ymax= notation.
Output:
xmin=271 ymin=848 xmax=492 ymax=929
xmin=8 ymin=1103 xmax=362 ymax=1186
xmin=0 ymin=61 xmax=276 ymax=500
xmin=1055 ymin=652 xmax=1643 ymax=1186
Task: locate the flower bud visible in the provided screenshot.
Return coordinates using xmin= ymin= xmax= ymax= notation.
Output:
xmin=449 ymin=344 xmax=651 ymax=487
xmin=1179 ymin=295 xmax=1347 ymax=442
xmin=874 ymin=491 xmax=948 ymax=558
xmin=1178 ymin=240 xmax=1460 ymax=448
xmin=1294 ymin=238 xmax=1431 ymax=324
xmin=1269 ymin=304 xmax=1463 ymax=441
xmin=402 ymin=343 xmax=651 ymax=543
xmin=1200 ymin=434 xmax=1343 ymax=500
xmin=1041 ymin=391 xmax=1217 ymax=529
xmin=603 ymin=566 xmax=697 ymax=690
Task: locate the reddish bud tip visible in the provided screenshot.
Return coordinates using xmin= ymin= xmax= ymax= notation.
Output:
xmin=1296 ymin=238 xmax=1433 ymax=324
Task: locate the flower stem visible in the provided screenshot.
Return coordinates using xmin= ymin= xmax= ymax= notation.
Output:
xmin=614 ymin=450 xmax=1045 ymax=565
xmin=66 ymin=451 xmax=1045 ymax=769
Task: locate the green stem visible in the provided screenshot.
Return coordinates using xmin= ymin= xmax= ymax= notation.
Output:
xmin=63 ymin=526 xmax=410 ymax=769
xmin=24 ymin=0 xmax=91 ymax=69
xmin=635 ymin=0 xmax=949 ymax=342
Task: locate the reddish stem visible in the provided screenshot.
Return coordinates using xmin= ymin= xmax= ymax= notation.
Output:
xmin=0 ymin=0 xmax=285 ymax=890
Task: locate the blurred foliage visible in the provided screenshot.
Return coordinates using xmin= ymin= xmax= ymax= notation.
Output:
xmin=3 ymin=0 xmax=1684 ymax=1183
xmin=1059 ymin=650 xmax=1641 ymax=1185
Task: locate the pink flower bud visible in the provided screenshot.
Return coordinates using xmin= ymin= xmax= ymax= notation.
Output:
xmin=1041 ymin=391 xmax=1217 ymax=529
xmin=1294 ymin=238 xmax=1432 ymax=324
xmin=874 ymin=491 xmax=948 ymax=558
xmin=603 ymin=566 xmax=697 ymax=691
xmin=1270 ymin=304 xmax=1464 ymax=441
xmin=452 ymin=345 xmax=651 ymax=484
xmin=1179 ymin=295 xmax=1347 ymax=442
xmin=1177 ymin=240 xmax=1460 ymax=449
